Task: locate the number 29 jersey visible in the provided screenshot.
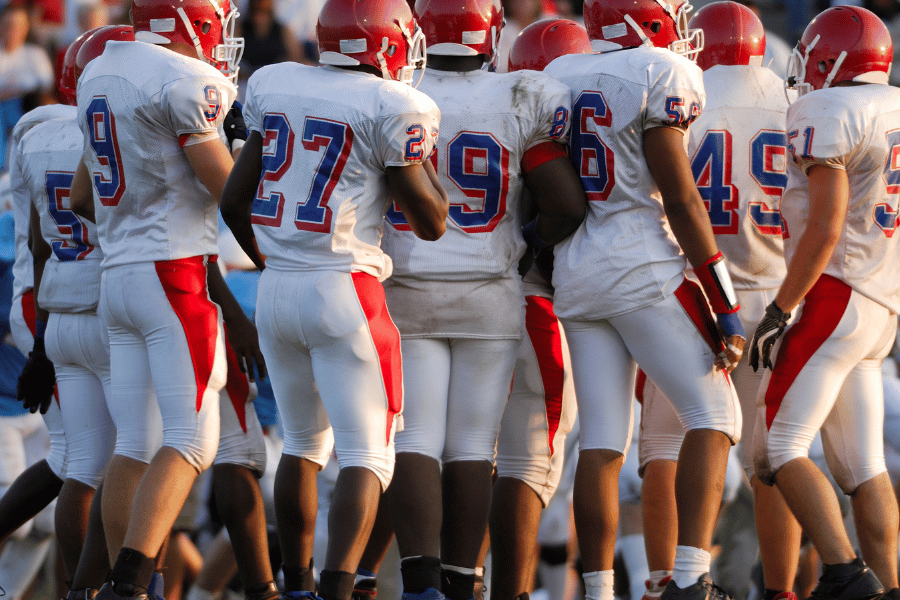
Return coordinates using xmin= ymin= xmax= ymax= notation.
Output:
xmin=77 ymin=41 xmax=237 ymax=268
xmin=782 ymin=84 xmax=900 ymax=313
xmin=243 ymin=64 xmax=440 ymax=280
xmin=544 ymin=47 xmax=705 ymax=321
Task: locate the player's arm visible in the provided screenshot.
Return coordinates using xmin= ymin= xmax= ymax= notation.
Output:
xmin=183 ymin=135 xmax=235 ymax=204
xmin=749 ymin=165 xmax=847 ymax=370
xmin=19 ymin=201 xmax=55 ymax=414
xmin=207 ymin=261 xmax=267 ymax=381
xmin=220 ymin=130 xmax=267 ymax=271
xmin=523 ymin=152 xmax=587 ymax=246
xmin=644 ymin=125 xmax=744 ymax=371
xmin=70 ymin=160 xmax=95 ymax=223
xmin=386 ymin=159 xmax=449 ymax=241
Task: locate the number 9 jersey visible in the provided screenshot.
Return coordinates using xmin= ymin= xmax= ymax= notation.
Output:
xmin=243 ymin=63 xmax=440 ymax=279
xmin=76 ymin=40 xmax=237 ymax=267
xmin=544 ymin=46 xmax=705 ymax=321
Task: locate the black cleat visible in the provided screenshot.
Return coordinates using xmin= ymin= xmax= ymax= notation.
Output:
xmin=807 ymin=559 xmax=883 ymax=600
xmin=661 ymin=574 xmax=732 ymax=600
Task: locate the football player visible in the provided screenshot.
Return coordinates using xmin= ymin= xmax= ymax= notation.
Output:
xmin=490 ymin=17 xmax=590 ymax=600
xmin=220 ymin=1 xmax=448 ymax=599
xmin=751 ymin=7 xmax=900 ymax=600
xmin=68 ymin=0 xmax=250 ymax=595
xmin=542 ymin=0 xmax=745 ymax=599
xmin=18 ymin=25 xmax=133 ymax=591
xmin=636 ymin=4 xmax=800 ymax=599
xmin=379 ymin=3 xmax=587 ymax=600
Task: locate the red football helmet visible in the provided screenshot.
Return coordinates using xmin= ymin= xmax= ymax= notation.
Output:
xmin=318 ymin=0 xmax=426 ymax=86
xmin=508 ymin=19 xmax=591 ymax=72
xmin=688 ymin=2 xmax=764 ymax=71
xmin=59 ymin=28 xmax=97 ymax=105
xmin=583 ymin=0 xmax=703 ymax=61
xmin=75 ymin=25 xmax=135 ymax=82
xmin=786 ymin=5 xmax=892 ymax=95
xmin=131 ymin=0 xmax=244 ymax=81
xmin=414 ymin=0 xmax=503 ymax=64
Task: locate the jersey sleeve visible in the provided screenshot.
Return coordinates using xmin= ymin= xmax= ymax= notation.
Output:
xmin=161 ymin=75 xmax=238 ymax=147
xmin=786 ymin=98 xmax=857 ymax=173
xmin=522 ymin=73 xmax=573 ymax=149
xmin=242 ymin=70 xmax=264 ymax=135
xmin=643 ymin=57 xmax=705 ymax=131
xmin=375 ymin=91 xmax=440 ymax=168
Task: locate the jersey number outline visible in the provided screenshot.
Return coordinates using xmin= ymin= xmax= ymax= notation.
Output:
xmin=386 ymin=131 xmax=509 ymax=233
xmin=251 ymin=113 xmax=353 ymax=233
xmin=571 ymin=90 xmax=614 ymax=201
xmin=85 ymin=96 xmax=126 ymax=207
xmin=876 ymin=129 xmax=900 ymax=237
xmin=45 ymin=171 xmax=94 ymax=261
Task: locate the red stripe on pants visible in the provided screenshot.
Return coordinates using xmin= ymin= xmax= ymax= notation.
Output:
xmin=222 ymin=324 xmax=249 ymax=433
xmin=155 ymin=256 xmax=219 ymax=412
xmin=525 ymin=296 xmax=565 ymax=457
xmin=635 ymin=369 xmax=647 ymax=404
xmin=764 ymin=274 xmax=851 ymax=428
xmin=351 ymin=272 xmax=403 ymax=445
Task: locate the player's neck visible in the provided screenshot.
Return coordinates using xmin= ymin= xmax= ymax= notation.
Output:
xmin=427 ymin=55 xmax=485 ymax=72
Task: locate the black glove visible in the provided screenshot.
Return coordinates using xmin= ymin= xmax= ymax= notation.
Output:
xmin=17 ymin=337 xmax=56 ymax=414
xmin=749 ymin=301 xmax=791 ymax=372
xmin=224 ymin=100 xmax=247 ymax=151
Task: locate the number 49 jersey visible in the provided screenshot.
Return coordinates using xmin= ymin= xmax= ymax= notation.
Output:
xmin=243 ymin=64 xmax=440 ymax=280
xmin=77 ymin=41 xmax=236 ymax=268
xmin=782 ymin=84 xmax=900 ymax=313
xmin=544 ymin=47 xmax=705 ymax=321
xmin=688 ymin=65 xmax=790 ymax=291
xmin=18 ymin=112 xmax=104 ymax=313
xmin=381 ymin=67 xmax=572 ymax=281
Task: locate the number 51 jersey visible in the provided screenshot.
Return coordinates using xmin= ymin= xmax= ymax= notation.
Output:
xmin=77 ymin=41 xmax=236 ymax=268
xmin=243 ymin=63 xmax=440 ymax=280
xmin=544 ymin=46 xmax=705 ymax=321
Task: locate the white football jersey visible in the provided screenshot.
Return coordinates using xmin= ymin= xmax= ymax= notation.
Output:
xmin=382 ymin=68 xmax=571 ymax=281
xmin=77 ymin=41 xmax=237 ymax=268
xmin=689 ymin=65 xmax=789 ymax=291
xmin=782 ymin=84 xmax=900 ymax=313
xmin=544 ymin=47 xmax=705 ymax=320
xmin=20 ymin=114 xmax=104 ymax=313
xmin=9 ymin=104 xmax=74 ymax=303
xmin=243 ymin=64 xmax=439 ymax=280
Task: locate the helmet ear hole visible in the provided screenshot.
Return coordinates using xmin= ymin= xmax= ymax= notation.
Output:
xmin=202 ymin=21 xmax=211 ymax=34
xmin=650 ymin=21 xmax=662 ymax=33
xmin=818 ymin=60 xmax=827 ymax=72
xmin=386 ymin=44 xmax=397 ymax=57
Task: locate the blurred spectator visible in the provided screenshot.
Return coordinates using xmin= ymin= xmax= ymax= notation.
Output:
xmin=273 ymin=0 xmax=323 ymax=63
xmin=0 ymin=2 xmax=54 ymax=170
xmin=497 ymin=0 xmax=545 ymax=71
xmin=238 ymin=0 xmax=300 ymax=79
xmin=62 ymin=0 xmax=108 ymax=45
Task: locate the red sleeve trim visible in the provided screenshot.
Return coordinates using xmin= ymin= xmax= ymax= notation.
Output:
xmin=178 ymin=134 xmax=191 ymax=148
xmin=521 ymin=141 xmax=568 ymax=175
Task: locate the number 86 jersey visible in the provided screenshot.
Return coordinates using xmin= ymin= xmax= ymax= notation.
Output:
xmin=243 ymin=63 xmax=440 ymax=280
xmin=544 ymin=46 xmax=705 ymax=321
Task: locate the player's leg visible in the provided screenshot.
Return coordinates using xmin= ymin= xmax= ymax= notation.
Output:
xmin=307 ymin=272 xmax=403 ymax=600
xmin=821 ymin=357 xmax=898 ymax=590
xmin=387 ymin=336 xmax=450 ymax=597
xmin=70 ymin=479 xmax=110 ymax=593
xmin=256 ymin=269 xmax=333 ymax=596
xmin=615 ymin=282 xmax=739 ymax=594
xmin=441 ymin=336 xmax=518 ymax=600
xmin=212 ymin=335 xmax=277 ymax=600
xmin=618 ymin=433 xmax=650 ymax=600
xmin=352 ymin=497 xmax=395 ymax=600
xmin=492 ymin=296 xmax=576 ymax=600
xmin=561 ymin=317 xmax=635 ymax=600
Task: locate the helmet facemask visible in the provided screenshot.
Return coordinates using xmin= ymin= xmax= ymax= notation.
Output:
xmin=666 ymin=0 xmax=703 ymax=61
xmin=176 ymin=0 xmax=244 ymax=82
xmin=380 ymin=19 xmax=426 ymax=86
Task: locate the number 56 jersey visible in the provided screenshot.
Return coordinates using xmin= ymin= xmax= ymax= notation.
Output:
xmin=544 ymin=47 xmax=705 ymax=321
xmin=77 ymin=41 xmax=236 ymax=267
xmin=243 ymin=63 xmax=440 ymax=280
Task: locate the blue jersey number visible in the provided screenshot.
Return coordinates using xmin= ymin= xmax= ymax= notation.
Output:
xmin=690 ymin=130 xmax=739 ymax=234
xmin=85 ymin=96 xmax=126 ymax=207
xmin=748 ymin=130 xmax=787 ymax=235
xmin=571 ymin=91 xmax=614 ymax=201
xmin=45 ymin=171 xmax=93 ymax=261
xmin=251 ymin=113 xmax=294 ymax=227
xmin=876 ymin=129 xmax=900 ymax=237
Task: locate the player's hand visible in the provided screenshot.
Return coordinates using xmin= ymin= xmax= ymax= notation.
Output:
xmin=17 ymin=338 xmax=55 ymax=414
xmin=225 ymin=313 xmax=267 ymax=382
xmin=714 ymin=312 xmax=745 ymax=373
xmin=224 ymin=101 xmax=248 ymax=152
xmin=749 ymin=301 xmax=791 ymax=372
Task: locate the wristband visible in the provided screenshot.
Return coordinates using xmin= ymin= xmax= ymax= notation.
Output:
xmin=522 ymin=219 xmax=551 ymax=253
xmin=34 ymin=319 xmax=47 ymax=340
xmin=694 ymin=252 xmax=739 ymax=314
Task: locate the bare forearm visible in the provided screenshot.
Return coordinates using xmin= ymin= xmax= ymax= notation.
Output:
xmin=664 ymin=197 xmax=720 ymax=267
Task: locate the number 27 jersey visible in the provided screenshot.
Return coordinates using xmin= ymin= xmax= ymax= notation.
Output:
xmin=243 ymin=64 xmax=440 ymax=281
